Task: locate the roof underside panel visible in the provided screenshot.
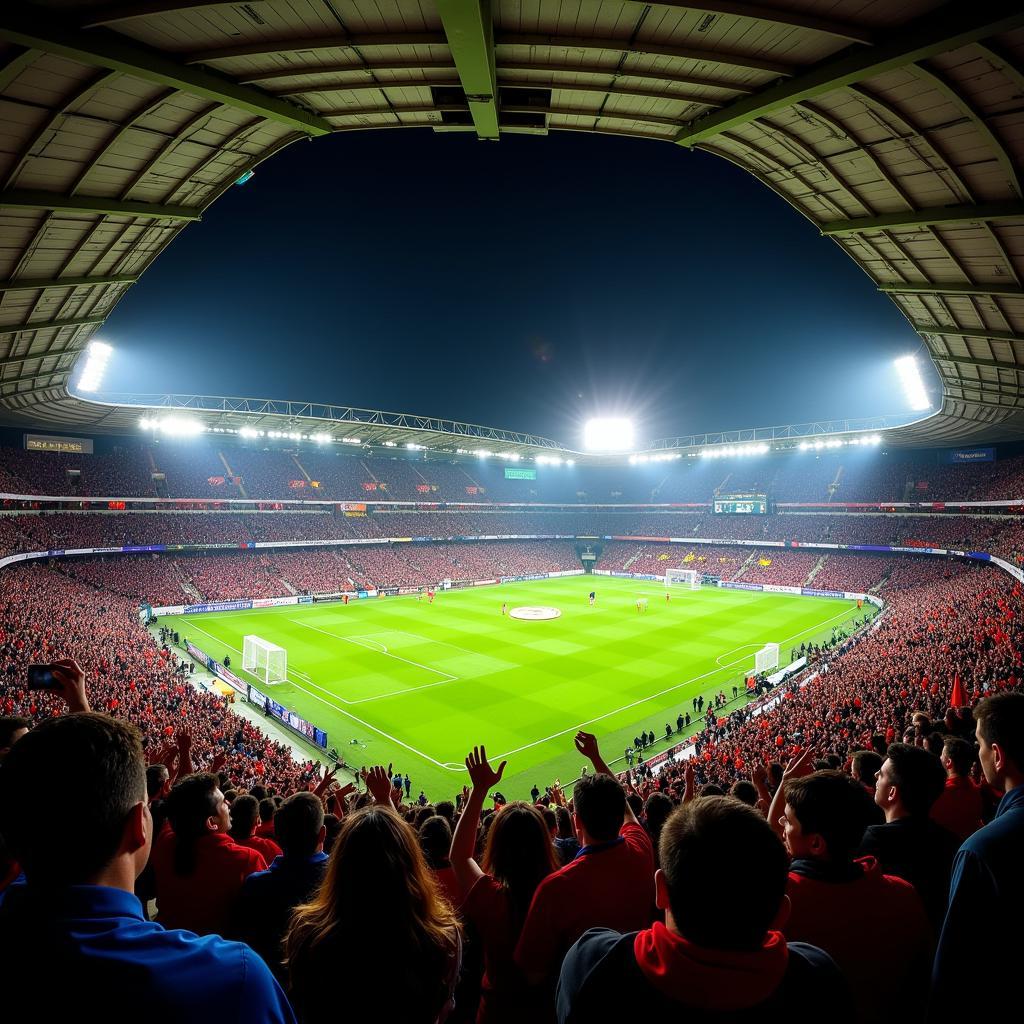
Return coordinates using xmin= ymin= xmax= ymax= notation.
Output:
xmin=1 ymin=1 xmax=1023 ymax=447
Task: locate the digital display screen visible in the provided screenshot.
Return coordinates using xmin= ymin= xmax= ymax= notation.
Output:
xmin=25 ymin=434 xmax=92 ymax=454
xmin=714 ymin=495 xmax=768 ymax=515
xmin=504 ymin=468 xmax=537 ymax=480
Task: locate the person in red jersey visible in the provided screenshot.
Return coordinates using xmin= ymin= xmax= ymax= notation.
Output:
xmin=450 ymin=745 xmax=558 ymax=1024
xmin=152 ymin=772 xmax=266 ymax=935
xmin=515 ymin=731 xmax=655 ymax=991
xmin=781 ymin=771 xmax=932 ymax=1023
xmin=929 ymin=736 xmax=984 ymax=843
xmin=556 ymin=798 xmax=849 ymax=1024
xmin=229 ymin=794 xmax=284 ymax=863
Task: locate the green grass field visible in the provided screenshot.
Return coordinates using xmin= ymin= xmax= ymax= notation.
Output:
xmin=165 ymin=577 xmax=872 ymax=799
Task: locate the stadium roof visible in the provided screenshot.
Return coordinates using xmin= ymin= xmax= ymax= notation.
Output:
xmin=1 ymin=0 xmax=1023 ymax=451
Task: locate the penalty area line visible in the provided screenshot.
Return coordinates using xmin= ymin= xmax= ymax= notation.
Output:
xmin=177 ymin=620 xmax=458 ymax=771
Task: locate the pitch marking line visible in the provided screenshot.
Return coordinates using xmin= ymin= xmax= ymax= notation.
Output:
xmin=489 ymin=603 xmax=862 ymax=762
xmin=178 ymin=619 xmax=456 ymax=770
xmin=288 ymin=619 xmax=458 ymax=682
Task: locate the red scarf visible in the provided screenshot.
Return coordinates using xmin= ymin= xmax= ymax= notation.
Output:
xmin=633 ymin=921 xmax=789 ymax=1009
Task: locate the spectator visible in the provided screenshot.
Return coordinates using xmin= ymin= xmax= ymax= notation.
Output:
xmin=450 ymin=746 xmax=558 ymax=1024
xmin=931 ymin=693 xmax=1024 ymax=1018
xmin=0 ymin=712 xmax=293 ymax=1023
xmin=419 ymin=814 xmax=461 ymax=910
xmin=515 ymin=732 xmax=655 ymax=989
xmin=556 ymin=797 xmax=849 ymax=1023
xmin=782 ymin=771 xmax=932 ymax=1023
xmin=152 ymin=773 xmax=267 ymax=935
xmin=229 ymin=794 xmax=284 ymax=863
xmin=0 ymin=715 xmax=29 ymax=762
xmin=929 ymin=736 xmax=984 ymax=843
xmin=859 ymin=743 xmax=959 ymax=930
xmin=284 ymin=767 xmax=461 ymax=1024
xmin=553 ymin=805 xmax=580 ymax=865
xmin=256 ymin=797 xmax=278 ymax=838
xmin=233 ymin=791 xmax=329 ymax=982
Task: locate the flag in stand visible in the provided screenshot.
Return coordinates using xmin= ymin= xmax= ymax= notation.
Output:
xmin=950 ymin=674 xmax=967 ymax=709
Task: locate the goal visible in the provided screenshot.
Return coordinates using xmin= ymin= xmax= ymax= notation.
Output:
xmin=665 ymin=568 xmax=700 ymax=590
xmin=754 ymin=643 xmax=780 ymax=674
xmin=242 ymin=635 xmax=287 ymax=685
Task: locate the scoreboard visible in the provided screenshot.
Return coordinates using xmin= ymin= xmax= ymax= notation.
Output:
xmin=713 ymin=494 xmax=768 ymax=515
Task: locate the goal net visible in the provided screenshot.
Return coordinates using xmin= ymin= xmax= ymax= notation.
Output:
xmin=242 ymin=635 xmax=287 ymax=685
xmin=755 ymin=643 xmax=780 ymax=674
xmin=665 ymin=568 xmax=700 ymax=590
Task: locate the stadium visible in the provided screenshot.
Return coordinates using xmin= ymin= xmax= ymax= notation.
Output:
xmin=0 ymin=2 xmax=1023 ymax=1022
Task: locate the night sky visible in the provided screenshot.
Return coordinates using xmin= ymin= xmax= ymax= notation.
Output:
xmin=97 ymin=129 xmax=931 ymax=448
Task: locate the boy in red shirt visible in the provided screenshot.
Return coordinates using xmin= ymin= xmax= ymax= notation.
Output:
xmin=781 ymin=770 xmax=932 ymax=1023
xmin=516 ymin=732 xmax=654 ymax=988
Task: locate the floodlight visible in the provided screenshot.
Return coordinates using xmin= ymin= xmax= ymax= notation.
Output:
xmin=894 ymin=355 xmax=930 ymax=411
xmin=149 ymin=416 xmax=204 ymax=436
xmin=239 ymin=426 xmax=259 ymax=439
xmin=584 ymin=417 xmax=635 ymax=452
xmin=76 ymin=340 xmax=112 ymax=392
xmin=311 ymin=432 xmax=330 ymax=444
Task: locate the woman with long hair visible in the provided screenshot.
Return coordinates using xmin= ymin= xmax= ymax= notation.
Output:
xmin=285 ymin=767 xmax=461 ymax=1024
xmin=450 ymin=747 xmax=558 ymax=1024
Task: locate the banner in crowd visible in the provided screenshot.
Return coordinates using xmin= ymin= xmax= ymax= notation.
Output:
xmin=184 ymin=640 xmax=247 ymax=695
xmin=183 ymin=599 xmax=253 ymax=614
xmin=944 ymin=447 xmax=995 ymax=463
xmin=719 ymin=581 xmax=764 ymax=592
xmin=251 ymin=596 xmax=300 ymax=609
xmin=247 ymin=684 xmax=328 ymax=749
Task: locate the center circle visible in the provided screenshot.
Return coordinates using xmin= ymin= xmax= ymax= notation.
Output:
xmin=509 ymin=605 xmax=562 ymax=621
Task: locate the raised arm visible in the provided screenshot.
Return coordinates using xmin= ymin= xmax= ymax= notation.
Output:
xmin=450 ymin=745 xmax=506 ymax=894
xmin=767 ymin=746 xmax=817 ymax=839
xmin=574 ymin=731 xmax=638 ymax=826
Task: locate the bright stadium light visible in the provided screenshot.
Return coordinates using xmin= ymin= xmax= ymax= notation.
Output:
xmin=239 ymin=426 xmax=259 ymax=439
xmin=584 ymin=417 xmax=635 ymax=452
xmin=76 ymin=340 xmax=112 ymax=392
xmin=895 ymin=355 xmax=930 ymax=411
xmin=140 ymin=416 xmax=205 ymax=436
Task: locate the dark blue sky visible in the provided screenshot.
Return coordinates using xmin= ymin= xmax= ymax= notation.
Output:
xmin=98 ymin=129 xmax=931 ymax=448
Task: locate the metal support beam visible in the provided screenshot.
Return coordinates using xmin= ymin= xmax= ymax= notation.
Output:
xmin=933 ymin=354 xmax=1024 ymax=371
xmin=0 ymin=189 xmax=201 ymax=221
xmin=0 ymin=9 xmax=333 ymax=137
xmin=0 ymin=315 xmax=105 ymax=336
xmin=821 ymin=202 xmax=1024 ymax=237
xmin=674 ymin=1 xmax=1024 ymax=146
xmin=432 ymin=0 xmax=499 ymax=138
xmin=880 ymin=282 xmax=1024 ymax=298
xmin=0 ymin=274 xmax=139 ymax=293
xmin=915 ymin=323 xmax=1024 ymax=344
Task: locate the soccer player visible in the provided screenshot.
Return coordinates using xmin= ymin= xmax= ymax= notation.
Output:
xmin=427 ymin=589 xmax=435 ymax=604
xmin=589 ymin=591 xmax=596 ymax=607
xmin=501 ymin=602 xmax=507 ymax=616
xmin=665 ymin=592 xmax=670 ymax=604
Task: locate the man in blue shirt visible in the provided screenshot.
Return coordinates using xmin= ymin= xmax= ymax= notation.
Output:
xmin=931 ymin=692 xmax=1024 ymax=1019
xmin=233 ymin=790 xmax=330 ymax=981
xmin=0 ymin=711 xmax=295 ymax=1024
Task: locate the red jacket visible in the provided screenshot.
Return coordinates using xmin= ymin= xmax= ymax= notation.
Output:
xmin=153 ymin=830 xmax=266 ymax=936
xmin=931 ymin=776 xmax=984 ymax=843
xmin=786 ymin=857 xmax=931 ymax=1023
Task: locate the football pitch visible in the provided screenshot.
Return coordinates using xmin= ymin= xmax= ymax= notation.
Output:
xmin=165 ymin=576 xmax=872 ymax=799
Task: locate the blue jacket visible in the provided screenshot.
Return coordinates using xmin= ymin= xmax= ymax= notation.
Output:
xmin=931 ymin=785 xmax=1024 ymax=1017
xmin=0 ymin=882 xmax=295 ymax=1024
xmin=233 ymin=852 xmax=329 ymax=980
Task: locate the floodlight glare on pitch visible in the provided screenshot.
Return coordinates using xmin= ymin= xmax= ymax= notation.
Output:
xmin=76 ymin=340 xmax=112 ymax=392
xmin=584 ymin=417 xmax=635 ymax=451
xmin=895 ymin=355 xmax=930 ymax=411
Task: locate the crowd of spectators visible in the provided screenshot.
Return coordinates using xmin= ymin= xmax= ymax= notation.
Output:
xmin=4 ymin=441 xmax=1024 ymax=504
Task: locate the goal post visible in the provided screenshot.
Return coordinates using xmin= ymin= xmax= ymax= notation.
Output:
xmin=242 ymin=635 xmax=287 ymax=685
xmin=755 ymin=643 xmax=780 ymax=674
xmin=665 ymin=568 xmax=701 ymax=590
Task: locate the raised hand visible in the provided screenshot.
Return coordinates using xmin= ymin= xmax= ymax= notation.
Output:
xmin=207 ymin=751 xmax=228 ymax=775
xmin=365 ymin=765 xmax=395 ymax=806
xmin=465 ymin=745 xmax=507 ymax=793
xmin=574 ymin=731 xmax=601 ymax=763
xmin=782 ymin=746 xmax=817 ymax=781
xmin=50 ymin=658 xmax=90 ymax=714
